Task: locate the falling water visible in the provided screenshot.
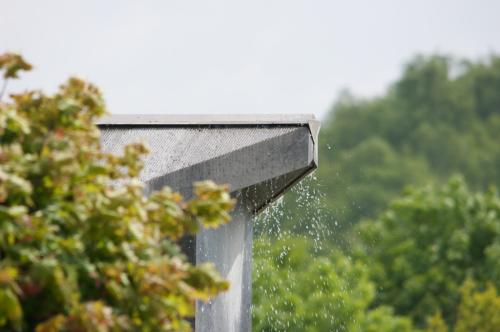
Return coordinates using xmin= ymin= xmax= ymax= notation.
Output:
xmin=254 ymin=174 xmax=333 ymax=251
xmin=252 ymin=174 xmax=348 ymax=331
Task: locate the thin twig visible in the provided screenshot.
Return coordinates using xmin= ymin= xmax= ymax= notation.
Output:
xmin=0 ymin=79 xmax=7 ymax=102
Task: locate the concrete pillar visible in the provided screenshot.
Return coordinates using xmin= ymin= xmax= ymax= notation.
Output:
xmin=196 ymin=199 xmax=253 ymax=331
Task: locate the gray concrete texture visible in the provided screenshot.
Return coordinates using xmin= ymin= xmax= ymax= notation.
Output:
xmin=98 ymin=115 xmax=319 ymax=332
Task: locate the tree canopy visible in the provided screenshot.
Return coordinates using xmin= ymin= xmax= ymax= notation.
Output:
xmin=318 ymin=55 xmax=500 ymax=233
xmin=253 ymin=236 xmax=413 ymax=332
xmin=254 ymin=54 xmax=500 ymax=331
xmin=354 ymin=178 xmax=500 ymax=329
xmin=254 ymin=179 xmax=500 ymax=332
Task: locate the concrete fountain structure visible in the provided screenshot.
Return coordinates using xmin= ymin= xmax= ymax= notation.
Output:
xmin=98 ymin=114 xmax=319 ymax=332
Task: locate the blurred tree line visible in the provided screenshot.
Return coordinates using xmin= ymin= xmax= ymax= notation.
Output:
xmin=320 ymin=54 xmax=500 ymax=233
xmin=253 ymin=55 xmax=500 ymax=331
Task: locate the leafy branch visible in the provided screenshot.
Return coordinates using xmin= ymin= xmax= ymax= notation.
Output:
xmin=0 ymin=53 xmax=32 ymax=101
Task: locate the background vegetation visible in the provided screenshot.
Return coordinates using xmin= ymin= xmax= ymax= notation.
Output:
xmin=253 ymin=54 xmax=500 ymax=331
xmin=3 ymin=50 xmax=500 ymax=331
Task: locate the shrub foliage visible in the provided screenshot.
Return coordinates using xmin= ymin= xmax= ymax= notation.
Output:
xmin=0 ymin=53 xmax=235 ymax=332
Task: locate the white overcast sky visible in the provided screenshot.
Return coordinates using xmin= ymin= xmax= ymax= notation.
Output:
xmin=2 ymin=0 xmax=500 ymax=118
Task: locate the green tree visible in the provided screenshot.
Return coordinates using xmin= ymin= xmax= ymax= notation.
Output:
xmin=254 ymin=54 xmax=500 ymax=330
xmin=252 ymin=236 xmax=413 ymax=332
xmin=425 ymin=280 xmax=500 ymax=332
xmin=354 ymin=178 xmax=500 ymax=328
xmin=454 ymin=280 xmax=500 ymax=332
xmin=316 ymin=55 xmax=500 ymax=234
xmin=0 ymin=53 xmax=234 ymax=331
